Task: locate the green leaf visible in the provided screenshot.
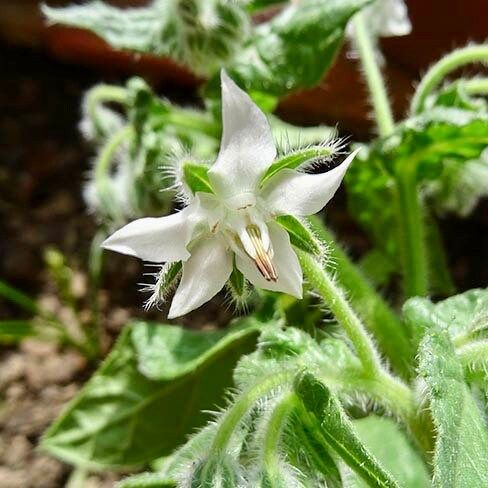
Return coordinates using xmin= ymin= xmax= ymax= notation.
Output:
xmin=276 ymin=215 xmax=322 ymax=256
xmin=348 ymin=416 xmax=430 ymax=488
xmin=294 ymin=372 xmax=401 ymax=488
xmin=403 ymin=288 xmax=488 ymax=346
xmin=346 ymin=109 xmax=488 ymax=292
xmin=41 ymin=318 xmax=263 ymax=469
xmin=427 ymin=148 xmax=488 ymax=217
xmin=207 ymin=0 xmax=371 ymax=98
xmin=118 ymin=424 xmax=219 ymax=487
xmin=418 ymin=328 xmax=488 ymax=487
xmin=43 ymin=0 xmax=250 ymax=77
xmin=181 ymin=162 xmax=214 ymax=195
xmin=427 ymin=80 xmax=487 ymax=113
xmin=0 ymin=320 xmax=35 ymax=344
xmin=244 ymin=0 xmax=287 ymax=14
xmin=132 ymin=318 xmax=262 ymax=380
xmin=0 ymin=280 xmax=39 ymax=314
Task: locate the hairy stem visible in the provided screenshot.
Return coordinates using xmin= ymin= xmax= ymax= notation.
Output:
xmin=85 ymin=84 xmax=128 ymax=135
xmin=153 ymin=110 xmax=220 ymax=139
xmin=210 ymin=371 xmax=292 ymax=455
xmin=463 ymin=77 xmax=488 ymax=95
xmin=411 ymin=44 xmax=488 ymax=114
xmin=262 ymin=393 xmax=295 ymax=476
xmin=297 ymin=249 xmax=382 ymax=376
xmin=94 ymin=125 xmax=134 ymax=222
xmin=396 ymin=163 xmax=429 ymax=297
xmin=308 ymin=216 xmax=413 ymax=378
xmin=352 ymin=12 xmax=395 ymax=137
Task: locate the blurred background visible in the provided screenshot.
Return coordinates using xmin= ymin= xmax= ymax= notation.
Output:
xmin=0 ymin=1 xmax=487 ymax=486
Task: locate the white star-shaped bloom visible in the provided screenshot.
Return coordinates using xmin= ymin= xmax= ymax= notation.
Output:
xmin=102 ymin=71 xmax=357 ymax=318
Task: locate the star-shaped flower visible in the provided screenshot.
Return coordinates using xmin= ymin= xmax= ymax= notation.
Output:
xmin=102 ymin=71 xmax=357 ymax=318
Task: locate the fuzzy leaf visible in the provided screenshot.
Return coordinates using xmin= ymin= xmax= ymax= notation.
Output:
xmin=207 ymin=0 xmax=371 ymax=98
xmin=347 ymin=416 xmax=430 ymax=488
xmin=403 ymin=288 xmax=488 ymax=346
xmin=276 ymin=215 xmax=322 ymax=256
xmin=294 ymin=372 xmax=401 ymax=488
xmin=41 ymin=318 xmax=264 ymax=469
xmin=418 ymin=329 xmax=488 ymax=487
xmin=43 ymin=0 xmax=250 ymax=76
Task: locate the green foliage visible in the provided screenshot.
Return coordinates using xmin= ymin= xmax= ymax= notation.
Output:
xmin=207 ymin=0 xmax=371 ymax=100
xmin=346 ymin=108 xmax=488 ymax=293
xmin=349 ymin=416 xmax=430 ymax=488
xmin=43 ymin=0 xmax=250 ymax=76
xmin=0 ymin=320 xmax=35 ymax=344
xmin=41 ymin=319 xmax=263 ymax=469
xmin=403 ymin=288 xmax=488 ymax=349
xmin=294 ymin=372 xmax=400 ymax=488
xmin=418 ymin=329 xmax=488 ymax=487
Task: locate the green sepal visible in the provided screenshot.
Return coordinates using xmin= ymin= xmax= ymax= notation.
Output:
xmin=182 ymin=162 xmax=214 ymax=195
xmin=276 ymin=215 xmax=322 ymax=256
xmin=227 ymin=263 xmax=249 ymax=307
xmin=261 ymin=145 xmax=336 ymax=187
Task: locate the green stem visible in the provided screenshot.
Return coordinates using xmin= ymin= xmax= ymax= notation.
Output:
xmin=410 ymin=44 xmax=488 ymax=114
xmin=210 ymin=371 xmax=292 ymax=454
xmin=308 ymin=217 xmax=413 ymax=378
xmin=297 ymin=250 xmax=382 ymax=376
xmin=85 ymin=84 xmax=128 ymax=135
xmin=262 ymin=393 xmax=294 ymax=476
xmin=153 ymin=110 xmax=220 ymax=139
xmin=396 ymin=164 xmax=429 ymax=297
xmin=95 ymin=125 xmax=134 ymax=222
xmin=463 ymin=78 xmax=488 ymax=96
xmin=352 ymin=12 xmax=395 ymax=137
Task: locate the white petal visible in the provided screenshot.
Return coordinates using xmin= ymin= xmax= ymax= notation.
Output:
xmin=208 ymin=71 xmax=276 ymax=199
xmin=262 ymin=149 xmax=359 ymax=217
xmin=102 ymin=205 xmax=196 ymax=263
xmin=168 ymin=237 xmax=233 ymax=318
xmin=236 ymin=222 xmax=302 ymax=298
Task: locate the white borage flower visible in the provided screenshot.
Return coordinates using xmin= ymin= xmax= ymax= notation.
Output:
xmin=348 ymin=0 xmax=412 ymax=39
xmin=102 ymin=71 xmax=358 ymax=318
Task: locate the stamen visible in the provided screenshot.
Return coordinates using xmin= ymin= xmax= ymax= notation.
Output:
xmin=245 ymin=225 xmax=277 ymax=282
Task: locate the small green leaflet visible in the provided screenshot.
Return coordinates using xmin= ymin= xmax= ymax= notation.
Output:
xmin=418 ymin=329 xmax=488 ymax=488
